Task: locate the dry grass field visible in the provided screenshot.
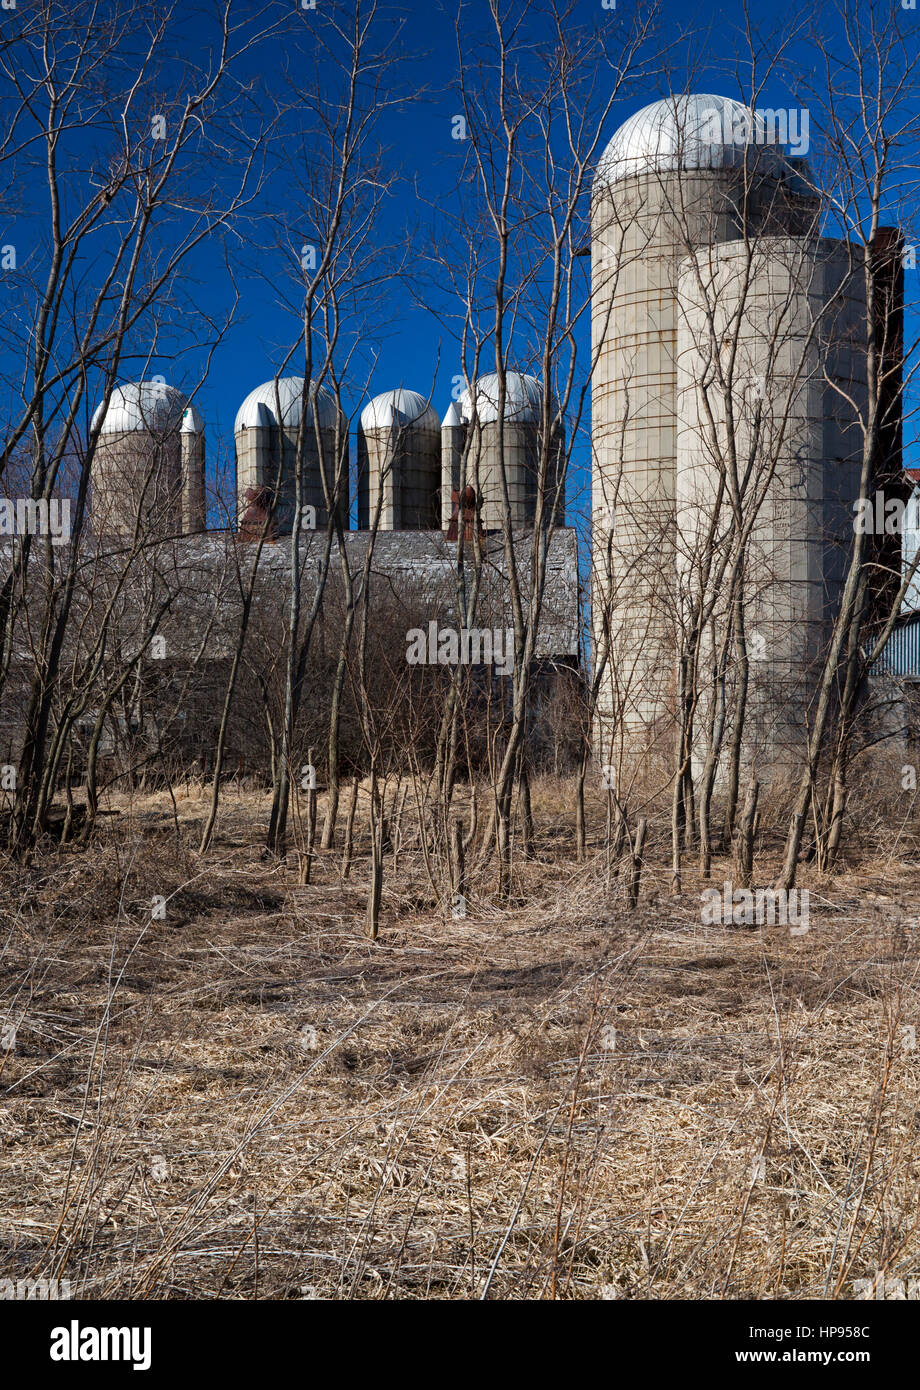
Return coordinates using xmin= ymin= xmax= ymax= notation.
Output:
xmin=2 ymin=779 xmax=920 ymax=1300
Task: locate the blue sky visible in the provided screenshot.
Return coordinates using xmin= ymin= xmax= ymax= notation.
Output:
xmin=2 ymin=0 xmax=917 ymax=526
xmin=183 ymin=0 xmax=920 ymax=525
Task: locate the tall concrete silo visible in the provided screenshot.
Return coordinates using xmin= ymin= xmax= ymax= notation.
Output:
xmin=234 ymin=376 xmax=347 ymax=536
xmin=440 ymin=401 xmax=464 ymax=529
xmin=91 ymin=381 xmax=205 ymax=537
xmin=441 ymin=371 xmax=565 ymax=532
xmin=675 ymin=236 xmax=868 ymax=770
xmin=590 ymin=93 xmax=819 ymax=765
xmin=180 ymin=410 xmax=206 ymax=533
xmin=357 ymin=389 xmax=440 ymax=530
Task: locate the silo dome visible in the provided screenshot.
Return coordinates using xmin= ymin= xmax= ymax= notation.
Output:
xmin=358 ymin=389 xmax=440 ymax=531
xmin=458 ymin=372 xmax=547 ymax=426
xmin=443 ymin=371 xmax=564 ymax=531
xmin=234 ymin=375 xmax=347 ymax=536
xmin=91 ymin=381 xmax=201 ymax=434
xmin=595 ymin=94 xmax=778 ymax=188
xmin=361 ymin=389 xmax=439 ymax=433
xmin=234 ymin=376 xmax=338 ymax=432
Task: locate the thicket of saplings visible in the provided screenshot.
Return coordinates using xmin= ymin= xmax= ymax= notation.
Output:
xmin=1 ymin=627 xmax=910 ymax=905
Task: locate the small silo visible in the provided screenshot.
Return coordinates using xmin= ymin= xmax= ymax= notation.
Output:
xmin=234 ymin=376 xmax=347 ymax=536
xmin=90 ymin=381 xmax=204 ymax=537
xmin=442 ymin=371 xmax=564 ymax=532
xmin=357 ymin=389 xmax=440 ymax=530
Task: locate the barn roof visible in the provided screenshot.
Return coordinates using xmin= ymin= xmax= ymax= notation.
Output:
xmin=0 ymin=527 xmax=581 ymax=664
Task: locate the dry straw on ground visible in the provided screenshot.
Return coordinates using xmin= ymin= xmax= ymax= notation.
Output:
xmin=1 ymin=780 xmax=919 ymax=1300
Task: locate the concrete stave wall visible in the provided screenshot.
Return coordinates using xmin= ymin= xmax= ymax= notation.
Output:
xmin=358 ymin=419 xmax=441 ymax=530
xmin=442 ymin=418 xmax=565 ymax=532
xmin=91 ymin=430 xmax=185 ymax=537
xmin=590 ymin=160 xmax=820 ymax=769
xmin=235 ymin=422 xmax=347 ymax=534
xmin=674 ymin=236 xmax=868 ymax=774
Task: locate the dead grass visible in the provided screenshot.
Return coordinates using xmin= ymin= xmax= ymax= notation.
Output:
xmin=1 ymin=779 xmax=920 ymax=1299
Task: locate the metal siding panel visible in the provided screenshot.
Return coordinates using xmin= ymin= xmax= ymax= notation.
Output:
xmin=873 ymin=616 xmax=920 ymax=677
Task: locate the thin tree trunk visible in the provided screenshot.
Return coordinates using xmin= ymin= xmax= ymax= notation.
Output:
xmin=628 ymin=817 xmax=647 ymax=911
xmin=342 ymin=773 xmax=360 ymax=879
xmin=299 ymin=747 xmax=318 ymax=884
xmin=392 ymin=784 xmax=408 ymax=873
xmin=721 ymin=602 xmax=749 ymax=849
xmin=735 ymin=779 xmax=759 ymax=890
xmin=519 ymin=761 xmax=534 ymax=859
xmin=450 ymin=816 xmax=467 ymax=919
xmin=575 ymin=751 xmax=587 ymax=862
xmin=366 ymin=793 xmax=383 ymax=941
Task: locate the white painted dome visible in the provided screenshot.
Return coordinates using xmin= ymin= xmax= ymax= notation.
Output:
xmin=91 ymin=381 xmax=201 ymax=434
xmin=458 ymin=372 xmax=547 ymax=426
xmin=234 ymin=376 xmax=339 ymax=433
xmin=596 ymin=94 xmax=778 ymax=188
xmin=361 ymin=389 xmax=439 ymax=433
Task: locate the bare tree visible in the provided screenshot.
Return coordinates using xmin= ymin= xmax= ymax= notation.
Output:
xmin=259 ymin=0 xmax=407 ymax=856
xmin=427 ymin=0 xmax=659 ymax=894
xmin=0 ymin=0 xmax=279 ymax=850
xmin=778 ymin=0 xmax=920 ymax=886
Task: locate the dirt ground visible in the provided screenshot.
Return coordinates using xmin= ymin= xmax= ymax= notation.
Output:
xmin=2 ymin=783 xmax=919 ymax=1300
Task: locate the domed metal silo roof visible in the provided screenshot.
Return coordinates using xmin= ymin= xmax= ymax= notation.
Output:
xmin=234 ymin=376 xmax=339 ymax=432
xmin=458 ymin=372 xmax=547 ymax=426
xmin=595 ymin=94 xmax=778 ymax=188
xmin=91 ymin=381 xmax=201 ymax=434
xmin=360 ymin=389 xmax=439 ymax=433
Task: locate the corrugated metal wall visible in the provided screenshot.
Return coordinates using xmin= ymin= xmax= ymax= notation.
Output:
xmin=872 ymin=614 xmax=920 ymax=677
